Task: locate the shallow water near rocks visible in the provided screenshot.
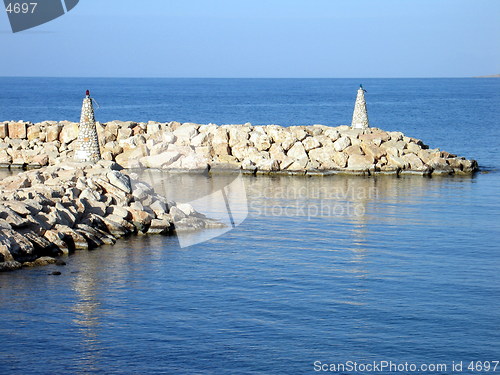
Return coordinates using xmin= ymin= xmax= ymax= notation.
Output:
xmin=1 ymin=172 xmax=499 ymax=374
xmin=0 ymin=78 xmax=499 ymax=374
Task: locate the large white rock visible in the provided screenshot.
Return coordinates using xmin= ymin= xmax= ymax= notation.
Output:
xmin=174 ymin=124 xmax=198 ymax=141
xmin=302 ymin=136 xmax=321 ymax=151
xmin=176 ymin=203 xmax=196 ymax=216
xmin=308 ymin=146 xmax=332 ymax=164
xmin=140 ymin=151 xmax=181 ymax=168
xmin=59 ymin=123 xmax=79 ymax=144
xmin=287 ymin=142 xmax=308 ymax=160
xmin=249 ymin=132 xmax=271 ymax=151
xmin=347 ymin=154 xmax=375 ymax=171
xmin=254 ymin=158 xmax=280 ymax=171
xmin=107 ymin=171 xmax=132 ymax=193
xmin=190 ymin=132 xmax=208 ymax=147
xmin=333 ymin=136 xmax=351 ymax=152
xmin=401 ymin=153 xmax=425 ymax=170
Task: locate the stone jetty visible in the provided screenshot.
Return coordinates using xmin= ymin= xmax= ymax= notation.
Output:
xmin=0 ymin=161 xmax=223 ymax=272
xmin=0 ymin=88 xmax=478 ymax=272
xmin=0 ymin=120 xmax=478 ymax=175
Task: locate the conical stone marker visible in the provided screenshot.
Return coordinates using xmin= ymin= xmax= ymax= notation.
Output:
xmin=351 ymin=85 xmax=369 ymax=129
xmin=74 ymin=90 xmax=101 ymax=162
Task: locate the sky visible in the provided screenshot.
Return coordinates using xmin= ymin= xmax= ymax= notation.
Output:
xmin=0 ymin=0 xmax=499 ymax=78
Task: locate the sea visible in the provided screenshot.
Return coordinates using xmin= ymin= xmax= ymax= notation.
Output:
xmin=0 ymin=78 xmax=498 ymax=375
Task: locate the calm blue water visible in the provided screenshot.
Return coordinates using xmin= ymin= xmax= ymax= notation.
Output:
xmin=0 ymin=78 xmax=499 ymax=375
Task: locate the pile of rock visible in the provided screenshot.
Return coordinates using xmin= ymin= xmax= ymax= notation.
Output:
xmin=0 ymin=120 xmax=478 ymax=175
xmin=0 ymin=161 xmax=223 ymax=272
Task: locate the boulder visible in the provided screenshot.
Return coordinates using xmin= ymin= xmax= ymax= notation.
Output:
xmin=191 ymin=132 xmax=208 ymax=147
xmin=8 ymin=122 xmax=27 ymax=139
xmin=170 ymin=154 xmax=209 ymax=171
xmin=0 ymin=123 xmax=8 ymax=138
xmin=323 ymin=128 xmax=340 ymax=141
xmin=287 ymin=142 xmax=308 ymax=160
xmin=249 ymin=132 xmax=271 ymax=151
xmin=0 ymin=243 xmax=14 ymax=262
xmin=54 ymin=224 xmax=88 ymax=250
xmin=115 ymin=145 xmax=148 ymax=168
xmin=140 ymin=151 xmax=181 ymax=168
xmin=4 ymin=229 xmax=35 ymax=260
xmin=359 ymin=131 xmax=390 ymax=143
xmin=27 ymin=124 xmax=43 ymax=141
xmin=386 ymin=154 xmax=408 ymax=169
xmin=287 ymin=158 xmax=308 ymax=171
xmin=405 ymin=142 xmax=422 ymax=155
xmin=308 ymin=146 xmax=333 ymax=165
xmin=106 ymin=205 xmax=131 ymax=220
xmin=0 ymin=261 xmax=22 ymax=272
xmin=4 ymin=201 xmax=31 ymax=216
xmin=147 ymin=218 xmax=171 ymax=234
xmin=255 ymin=158 xmax=280 ymax=171
xmin=174 ymin=124 xmax=198 ymax=145
xmin=230 ymin=143 xmax=256 ymax=161
xmin=46 ymin=125 xmax=62 ymax=142
xmin=361 ymin=142 xmax=386 ymax=160
xmin=0 ymin=206 xmax=30 ymax=228
xmin=0 ymin=150 xmax=12 ymax=164
xmin=343 ymin=145 xmax=364 ymax=155
xmin=59 ymin=123 xmax=79 ymax=144
xmin=176 ymin=203 xmax=196 ymax=216
xmin=31 ymin=154 xmax=49 ymax=166
xmin=333 ymin=136 xmax=351 ymax=152
xmin=269 ymin=130 xmax=295 ymax=151
xmin=107 ymin=171 xmax=132 ymax=193
xmin=347 ymin=154 xmax=375 ymax=171
xmin=228 ymin=127 xmax=250 ymax=147
xmin=302 ymin=136 xmax=321 ymax=151
xmin=332 ymin=152 xmax=348 ymax=168
xmin=401 ymin=153 xmax=425 ymax=170
xmin=129 ymin=209 xmax=153 ymax=228
xmin=289 ymin=126 xmax=307 ymax=141
xmin=23 ymin=256 xmax=57 ymax=267
xmin=150 ymin=200 xmax=168 ymax=216
xmin=146 ymin=122 xmax=160 ymax=135
xmin=269 ymin=144 xmax=287 ymax=161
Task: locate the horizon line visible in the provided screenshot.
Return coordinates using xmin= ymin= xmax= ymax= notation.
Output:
xmin=0 ymin=75 xmax=496 ymax=79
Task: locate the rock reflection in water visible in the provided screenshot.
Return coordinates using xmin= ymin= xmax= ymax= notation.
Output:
xmin=135 ymin=170 xmax=474 ymax=228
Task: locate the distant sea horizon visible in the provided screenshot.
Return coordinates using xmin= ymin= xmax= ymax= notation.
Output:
xmin=1 ymin=75 xmax=498 ymax=78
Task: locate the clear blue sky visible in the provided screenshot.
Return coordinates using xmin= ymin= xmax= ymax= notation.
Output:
xmin=1 ymin=0 xmax=499 ymax=77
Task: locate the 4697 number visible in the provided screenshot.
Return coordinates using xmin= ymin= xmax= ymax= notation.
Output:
xmin=467 ymin=361 xmax=499 ymax=372
xmin=5 ymin=2 xmax=37 ymax=14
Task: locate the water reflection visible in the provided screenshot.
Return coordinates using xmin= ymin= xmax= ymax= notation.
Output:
xmin=136 ymin=172 xmax=475 ymax=224
xmin=0 ymin=170 xmax=496 ymax=374
xmin=71 ymin=269 xmax=102 ymax=373
xmin=60 ymin=235 xmax=178 ymax=373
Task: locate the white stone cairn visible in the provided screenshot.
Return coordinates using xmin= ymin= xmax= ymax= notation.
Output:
xmin=74 ymin=91 xmax=101 ymax=162
xmin=351 ymin=85 xmax=369 ymax=129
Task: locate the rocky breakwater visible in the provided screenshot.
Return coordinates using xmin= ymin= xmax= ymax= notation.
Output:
xmin=0 ymin=160 xmax=223 ymax=272
xmin=0 ymin=120 xmax=478 ymax=175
